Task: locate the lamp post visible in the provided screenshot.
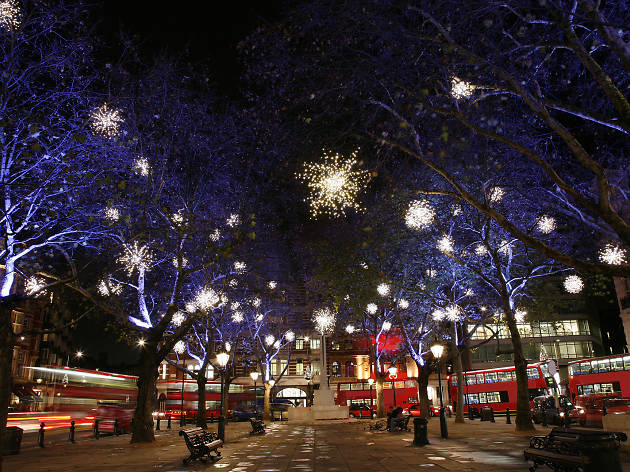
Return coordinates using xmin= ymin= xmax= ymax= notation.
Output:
xmin=250 ymin=372 xmax=259 ymax=417
xmin=388 ymin=366 xmax=398 ymax=408
xmin=216 ymin=352 xmax=229 ymax=441
xmin=179 ymin=356 xmax=186 ymax=426
xmin=430 ymin=344 xmax=448 ymax=439
xmin=368 ymin=377 xmax=374 ymax=412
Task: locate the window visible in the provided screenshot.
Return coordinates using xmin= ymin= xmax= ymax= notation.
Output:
xmin=344 ymin=340 xmax=353 ymax=350
xmin=394 ymin=381 xmax=405 ymax=389
xmin=478 ymin=392 xmax=487 ymax=403
xmin=580 ymin=362 xmax=591 ymax=375
xmin=451 ymin=376 xmax=457 ymax=387
xmin=625 ymin=356 xmax=630 ymax=370
xmin=485 ymin=372 xmax=498 ymax=383
xmin=476 ymin=373 xmax=485 ymax=384
xmin=351 ymin=382 xmax=365 ymax=391
xmin=465 ymin=375 xmax=476 ymax=385
xmin=295 ymin=359 xmax=304 ymax=376
xmin=295 ymin=338 xmax=304 ymax=350
xmin=597 ymin=359 xmax=610 ymax=373
xmin=345 ymin=361 xmax=355 ymax=377
xmin=486 ymin=392 xmax=501 ymax=403
xmin=498 ymin=371 xmax=512 ymax=382
xmin=310 ymin=338 xmax=321 ymax=349
xmin=405 ymin=380 xmax=415 ymax=388
xmin=330 ymin=341 xmax=340 ymax=351
xmin=577 ymin=382 xmax=621 ymax=395
xmin=331 ymin=361 xmax=340 ymax=377
xmin=339 ymin=383 xmax=351 ymax=391
xmin=527 ymin=368 xmax=540 ymax=379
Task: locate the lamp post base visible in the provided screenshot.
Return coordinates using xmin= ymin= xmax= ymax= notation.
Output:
xmin=439 ymin=408 xmax=448 ymax=439
xmin=218 ymin=416 xmax=225 ymax=441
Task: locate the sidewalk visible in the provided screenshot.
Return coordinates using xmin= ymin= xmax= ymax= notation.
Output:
xmin=4 ymin=417 xmax=630 ymax=471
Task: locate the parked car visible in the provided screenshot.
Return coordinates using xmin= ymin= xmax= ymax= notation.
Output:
xmin=403 ymin=403 xmax=453 ymax=417
xmin=95 ymin=402 xmax=134 ymax=434
xmin=572 ymin=394 xmax=630 ymax=427
xmin=348 ymin=404 xmax=376 ymax=418
xmin=531 ymin=395 xmax=573 ymax=425
xmin=232 ymin=403 xmax=263 ymax=421
xmin=257 ymin=398 xmax=295 ymax=411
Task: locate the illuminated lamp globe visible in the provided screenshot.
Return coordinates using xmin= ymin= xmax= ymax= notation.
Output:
xmin=250 ymin=372 xmax=259 ymax=382
xmin=430 ymin=344 xmax=444 ymax=359
xmin=216 ymin=352 xmax=229 ymax=368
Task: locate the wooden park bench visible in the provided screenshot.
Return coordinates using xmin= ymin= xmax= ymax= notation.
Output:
xmin=179 ymin=427 xmax=223 ymax=464
xmin=390 ymin=415 xmax=411 ymax=432
xmin=249 ymin=418 xmax=265 ymax=435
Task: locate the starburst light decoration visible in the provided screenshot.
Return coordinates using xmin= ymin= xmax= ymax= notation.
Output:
xmin=230 ymin=301 xmax=240 ymax=310
xmin=252 ymin=297 xmax=261 ymax=308
xmin=450 ymin=77 xmax=476 ymax=99
xmin=377 ymin=283 xmax=390 ymax=297
xmin=273 ymin=340 xmax=281 ymax=349
xmin=425 ymin=269 xmax=437 ymax=278
xmin=233 ymin=261 xmax=247 ymax=274
xmin=564 ymin=275 xmax=584 ymax=294
xmin=599 ymin=243 xmax=627 ymax=265
xmin=487 ymin=186 xmax=504 ymax=203
xmin=134 ymin=157 xmax=150 ymax=176
xmin=268 ymin=281 xmax=277 ymax=290
xmin=172 ymin=212 xmax=184 ymax=225
xmin=172 ymin=256 xmax=188 ymax=268
xmin=398 ymin=299 xmax=409 ymax=310
xmin=97 ymin=279 xmax=122 ymax=297
xmin=514 ymin=308 xmax=527 ymax=323
xmin=90 ymin=103 xmax=123 ymax=138
xmin=255 ymin=313 xmax=264 ymax=322
xmin=382 ymin=320 xmax=392 ymax=331
xmin=171 ymin=311 xmax=186 ymax=327
xmin=432 ymin=309 xmax=446 ymax=321
xmin=210 ymin=229 xmax=221 ymax=242
xmin=232 ymin=311 xmax=244 ymax=323
xmin=226 ymin=213 xmax=240 ymax=227
xmin=26 ymin=277 xmax=46 ymax=296
xmin=194 ymin=287 xmax=221 ymax=310
xmin=312 ymin=307 xmax=337 ymax=335
xmin=499 ymin=240 xmax=511 ymax=255
xmin=173 ymin=340 xmax=186 ymax=354
xmin=265 ymin=334 xmax=275 ymax=346
xmin=104 ymin=207 xmax=120 ymax=222
xmin=465 ymin=289 xmax=475 ymax=297
xmin=437 ymin=234 xmax=455 ymax=254
xmin=185 ymin=302 xmax=196 ymax=313
xmin=229 ymin=279 xmax=238 ymax=288
xmin=225 ymin=342 xmax=232 ymax=352
xmin=537 ymin=215 xmax=556 ymax=234
xmin=366 ymin=303 xmax=378 ymax=315
xmin=452 ymin=204 xmax=462 ymax=217
xmin=0 ymin=1 xmax=21 ymax=31
xmin=118 ymin=242 xmax=153 ymax=275
xmin=285 ymin=330 xmax=295 ymax=342
xmin=296 ymin=149 xmax=370 ymax=218
xmin=405 ymin=200 xmax=435 ymax=230
xmin=475 ymin=244 xmax=488 ymax=256
xmin=445 ymin=305 xmax=461 ymax=321
xmin=345 ymin=324 xmax=355 ymax=334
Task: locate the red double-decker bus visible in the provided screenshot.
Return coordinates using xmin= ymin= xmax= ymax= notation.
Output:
xmin=334 ymin=379 xmax=419 ymax=411
xmin=567 ymin=354 xmax=630 ymax=401
xmin=447 ymin=360 xmax=558 ymax=414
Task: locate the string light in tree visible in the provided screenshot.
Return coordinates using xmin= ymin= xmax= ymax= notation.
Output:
xmin=564 ymin=275 xmax=584 ymax=294
xmin=233 ymin=261 xmax=247 ymax=274
xmin=377 ymin=283 xmax=390 ymax=297
xmin=313 ymin=307 xmax=337 ymax=335
xmin=172 ymin=212 xmax=184 ymax=225
xmin=366 ymin=303 xmax=378 ymax=315
xmin=445 ymin=305 xmax=461 ymax=321
xmin=0 ymin=0 xmax=20 ymax=31
xmin=499 ymin=240 xmax=512 ymax=255
xmin=97 ymin=279 xmax=122 ymax=297
xmin=273 ymin=340 xmax=281 ymax=349
xmin=296 ymin=149 xmax=370 ymax=218
xmin=229 ymin=279 xmax=238 ymax=288
xmin=171 ymin=311 xmax=186 ymax=327
xmin=230 ymin=301 xmax=240 ymax=310
xmin=134 ymin=157 xmax=150 ymax=176
xmin=265 ymin=334 xmax=275 ymax=346
xmin=537 ymin=215 xmax=556 ymax=234
xmin=426 ymin=269 xmax=437 ymax=278
xmin=514 ymin=308 xmax=527 ymax=323
xmin=25 ymin=277 xmax=46 ymax=297
xmin=397 ymin=299 xmax=409 ymax=310
xmin=345 ymin=324 xmax=356 ymax=334
xmin=172 ymin=256 xmax=188 ymax=267
xmin=173 ymin=340 xmax=186 ymax=354
xmin=285 ymin=330 xmax=295 ymax=342
xmin=437 ymin=234 xmax=455 ymax=254
xmin=475 ymin=244 xmax=488 ymax=256
xmin=465 ymin=289 xmax=475 ymax=297
xmin=226 ymin=214 xmax=239 ymax=227
xmin=450 ymin=77 xmax=476 ymax=99
xmin=232 ymin=311 xmax=244 ymax=323
xmin=451 ymin=204 xmax=462 ymax=217
xmin=405 ymin=200 xmax=435 ymax=230
xmin=599 ymin=243 xmax=627 ymax=265
xmin=104 ymin=208 xmax=120 ymax=222
xmin=210 ymin=229 xmax=221 ymax=242
xmin=255 ymin=313 xmax=264 ymax=322
xmin=252 ymin=297 xmax=261 ymax=308
xmin=432 ymin=309 xmax=446 ymax=321
xmin=487 ymin=186 xmax=504 ymax=203
xmin=90 ymin=103 xmax=123 ymax=138
xmin=118 ymin=242 xmax=153 ymax=275
xmin=268 ymin=281 xmax=277 ymax=290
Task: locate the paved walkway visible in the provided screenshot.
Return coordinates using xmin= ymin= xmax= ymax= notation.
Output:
xmin=5 ymin=418 xmax=630 ymax=471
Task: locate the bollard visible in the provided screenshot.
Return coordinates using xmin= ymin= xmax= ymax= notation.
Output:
xmin=69 ymin=420 xmax=75 ymax=443
xmin=542 ymin=414 xmax=547 ymax=427
xmin=114 ymin=418 xmax=120 ymax=436
xmin=218 ymin=415 xmax=225 ymax=441
xmin=448 ymin=407 xmax=452 ymax=418
xmin=468 ymin=407 xmax=474 ymax=421
xmin=490 ymin=407 xmax=495 ymax=423
xmin=603 ymin=405 xmax=608 ymax=416
xmin=506 ymin=408 xmax=511 ymax=424
xmin=38 ymin=422 xmax=45 ymax=448
xmin=413 ymin=417 xmax=429 ymax=446
xmin=480 ymin=408 xmax=486 ymax=422
xmin=210 ymin=412 xmax=214 ymax=424
xmin=94 ymin=419 xmax=100 ymax=439
xmin=167 ymin=414 xmax=172 ymax=429
xmin=156 ymin=416 xmax=161 ymax=431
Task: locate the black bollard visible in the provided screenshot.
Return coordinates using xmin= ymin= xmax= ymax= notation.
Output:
xmin=114 ymin=418 xmax=120 ymax=435
xmin=167 ymin=414 xmax=172 ymax=429
xmin=506 ymin=408 xmax=511 ymax=424
xmin=69 ymin=420 xmax=75 ymax=443
xmin=156 ymin=416 xmax=160 ymax=431
xmin=38 ymin=422 xmax=45 ymax=448
xmin=218 ymin=415 xmax=225 ymax=441
xmin=468 ymin=407 xmax=473 ymax=421
xmin=490 ymin=407 xmax=495 ymax=423
xmin=480 ymin=408 xmax=486 ymax=422
xmin=603 ymin=405 xmax=608 ymax=416
xmin=413 ymin=417 xmax=429 ymax=446
xmin=94 ymin=419 xmax=99 ymax=439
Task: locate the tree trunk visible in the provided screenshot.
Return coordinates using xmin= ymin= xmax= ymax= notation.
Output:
xmin=196 ymin=375 xmax=207 ymax=429
xmin=0 ymin=303 xmax=16 ymax=472
xmin=451 ymin=344 xmax=465 ymax=423
xmin=131 ymin=348 xmax=159 ymax=443
xmin=223 ymin=378 xmax=232 ymax=418
xmin=416 ymin=365 xmax=431 ymax=419
xmin=375 ymin=376 xmax=386 ymax=417
xmin=263 ymin=383 xmax=272 ymax=420
xmin=503 ymin=303 xmax=535 ymax=432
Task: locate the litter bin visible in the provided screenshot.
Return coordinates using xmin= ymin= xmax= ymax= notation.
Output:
xmin=2 ymin=426 xmax=23 ymax=455
xmin=413 ymin=417 xmax=429 ymax=446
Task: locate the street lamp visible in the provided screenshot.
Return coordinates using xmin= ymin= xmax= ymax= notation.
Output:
xmin=216 ymin=352 xmax=230 ymax=441
xmin=430 ymin=344 xmax=448 ymax=439
xmin=388 ymin=366 xmax=398 ymax=408
xmin=368 ymin=378 xmax=375 ymax=411
xmin=250 ymin=372 xmax=260 ymax=417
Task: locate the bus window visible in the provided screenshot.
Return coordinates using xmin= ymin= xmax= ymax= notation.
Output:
xmin=350 ymin=383 xmax=365 ymax=391
xmin=339 ymin=383 xmax=351 ymax=391
xmin=478 ymin=392 xmax=487 ymax=403
xmin=499 ymin=391 xmax=509 ymax=402
xmin=450 ymin=376 xmax=457 ymax=387
xmin=611 ymin=358 xmax=624 ymax=371
xmin=598 ymin=359 xmax=610 ymax=373
xmin=601 ymin=383 xmax=615 ymax=393
xmin=527 ymin=368 xmax=540 ymax=379
xmin=625 ymin=356 xmax=630 ymax=370
xmin=497 ymin=371 xmax=511 ymax=382
xmin=568 ymin=364 xmax=577 ymax=376
xmin=591 ymin=360 xmax=598 ymax=373
xmin=465 ymin=393 xmax=479 ymax=404
xmin=476 ymin=373 xmax=485 ymax=384
xmin=465 ymin=375 xmax=476 ymax=385
xmin=485 ymin=372 xmax=498 ymax=383
xmin=486 ymin=392 xmax=500 ymax=403
xmin=580 ymin=362 xmax=591 ymax=375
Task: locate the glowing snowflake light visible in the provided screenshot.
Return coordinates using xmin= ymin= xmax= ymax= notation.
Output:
xmin=377 ymin=283 xmax=390 ymax=297
xmin=285 ymin=330 xmax=295 ymax=342
xmin=273 ymin=340 xmax=281 ymax=349
xmin=313 ymin=307 xmax=337 ymax=335
xmin=382 ymin=321 xmax=392 ymax=331
xmin=345 ymin=324 xmax=355 ymax=334
xmin=451 ymin=204 xmax=462 ymax=217
xmin=104 ymin=207 xmax=120 ymax=222
xmin=398 ymin=299 xmax=409 ymax=310
xmin=537 ymin=215 xmax=556 ymax=234
xmin=134 ymin=157 xmax=150 ymax=176
xmin=366 ymin=303 xmax=378 ymax=315
xmin=256 ymin=313 xmax=264 ymax=322
xmin=172 ymin=311 xmax=186 ymax=327
xmin=172 ymin=256 xmax=188 ymax=267
xmin=405 ymin=200 xmax=435 ymax=230
xmin=475 ymin=244 xmax=488 ymax=256
xmin=173 ymin=340 xmax=186 ymax=354
xmin=233 ymin=261 xmax=247 ymax=274
xmin=118 ymin=242 xmax=153 ymax=275
xmin=185 ymin=302 xmax=196 ymax=313
xmin=232 ymin=311 xmax=244 ymax=323
xmin=514 ymin=308 xmax=527 ymax=323
xmin=90 ymin=103 xmax=123 ymax=138
xmin=296 ymin=149 xmax=370 ymax=218
xmin=451 ymin=77 xmax=476 ymax=99
xmin=445 ymin=305 xmax=461 ymax=321
xmin=26 ymin=277 xmax=46 ymax=296
xmin=229 ymin=279 xmax=238 ymax=288
xmin=0 ymin=1 xmax=21 ymax=31
xmin=172 ymin=212 xmax=184 ymax=225
xmin=226 ymin=213 xmax=240 ymax=227
xmin=499 ymin=240 xmax=512 ymax=255
xmin=225 ymin=342 xmax=231 ymax=352
xmin=465 ymin=289 xmax=475 ymax=297
xmin=97 ymin=279 xmax=122 ymax=297
xmin=268 ymin=281 xmax=277 ymax=290
xmin=210 ymin=229 xmax=221 ymax=242
xmin=437 ymin=234 xmax=455 ymax=254
xmin=487 ymin=186 xmax=504 ymax=203
xmin=252 ymin=297 xmax=261 ymax=308
xmin=432 ymin=309 xmax=446 ymax=321
xmin=564 ymin=275 xmax=584 ymax=294
xmin=265 ymin=334 xmax=275 ymax=346
xmin=599 ymin=243 xmax=627 ymax=265
xmin=194 ymin=287 xmax=221 ymax=310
